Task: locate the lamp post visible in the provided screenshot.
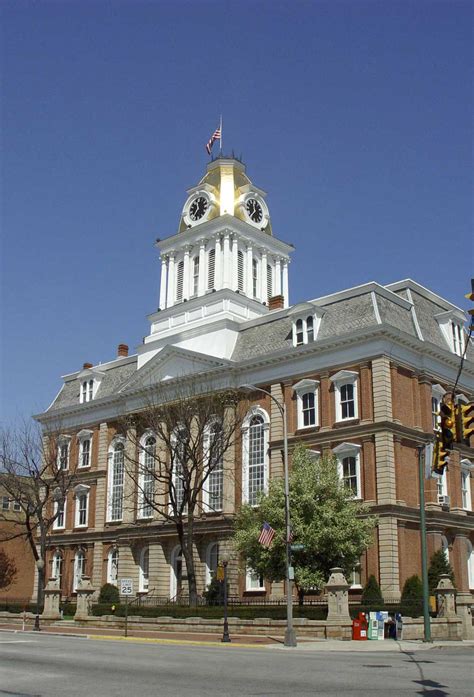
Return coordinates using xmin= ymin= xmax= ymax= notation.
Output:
xmin=220 ymin=552 xmax=231 ymax=643
xmin=417 ymin=444 xmax=432 ymax=643
xmin=240 ymin=383 xmax=297 ymax=647
xmin=34 ymin=558 xmax=45 ymax=632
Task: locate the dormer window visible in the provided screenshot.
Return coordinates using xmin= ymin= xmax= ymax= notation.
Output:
xmin=435 ymin=309 xmax=467 ymax=357
xmin=289 ymin=303 xmax=324 ymax=347
xmin=77 ymin=367 xmax=104 ymax=404
xmin=81 ymin=379 xmax=94 ymax=403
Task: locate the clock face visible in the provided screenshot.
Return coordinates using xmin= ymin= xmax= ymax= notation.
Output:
xmin=246 ymin=198 xmax=263 ymax=224
xmin=189 ymin=196 xmax=208 ymax=222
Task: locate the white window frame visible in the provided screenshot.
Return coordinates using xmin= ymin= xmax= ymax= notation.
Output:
xmin=53 ymin=497 xmax=66 ymax=530
xmin=350 ymin=562 xmax=362 ymax=589
xmin=74 ymin=484 xmax=90 ymax=528
xmin=241 ymin=407 xmax=270 ymax=505
xmin=205 ymin=542 xmax=219 ymax=588
xmin=431 ymin=384 xmax=446 ymax=432
xmin=138 ymin=432 xmax=156 ymax=519
xmin=12 ymin=500 xmax=21 ymax=512
xmin=245 ymin=567 xmax=265 ymax=592
xmin=330 ymin=370 xmax=359 ymax=422
xmin=73 ymin=549 xmax=86 ymax=592
xmin=333 ymin=442 xmax=362 ymax=500
xmin=107 ymin=436 xmax=125 ymax=522
xmin=435 ymin=309 xmax=467 ymax=357
xmin=77 ymin=429 xmax=93 ymax=468
xmin=292 ymin=379 xmax=319 ymax=430
xmin=57 ymin=435 xmax=71 ymax=471
xmin=170 ymin=545 xmax=183 ymax=599
xmin=460 ymin=459 xmax=472 ymax=511
xmin=467 ymin=540 xmax=474 ymax=590
xmin=107 ymin=548 xmax=119 ymax=585
xmin=139 ymin=547 xmax=150 ymax=593
xmin=2 ymin=496 xmax=9 ymax=511
xmin=202 ymin=421 xmax=224 ymax=512
xmin=436 ymin=469 xmax=448 ymax=503
xmin=52 ymin=550 xmax=63 ymax=587
xmin=288 ymin=305 xmax=324 ymax=346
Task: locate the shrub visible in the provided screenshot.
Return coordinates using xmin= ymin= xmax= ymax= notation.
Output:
xmin=428 ymin=549 xmax=455 ymax=594
xmin=91 ymin=603 xmax=327 ymax=621
xmin=400 ymin=575 xmax=423 ymax=617
xmin=360 ymin=575 xmax=384 ymax=610
xmin=98 ymin=583 xmax=120 ymax=605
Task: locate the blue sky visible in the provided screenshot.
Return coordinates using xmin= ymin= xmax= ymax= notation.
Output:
xmin=1 ymin=0 xmax=472 ymax=423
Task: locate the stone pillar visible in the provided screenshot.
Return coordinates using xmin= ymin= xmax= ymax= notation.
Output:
xmin=270 ymin=383 xmax=284 ymax=479
xmin=122 ymin=426 xmax=137 ymax=524
xmin=320 ymin=372 xmax=331 ymax=430
xmin=372 ymin=356 xmax=393 ymax=422
xmin=167 ymin=253 xmax=175 ymax=308
xmin=91 ymin=541 xmax=104 ymax=593
xmin=198 ymin=241 xmax=206 ymax=296
xmin=159 ymin=255 xmax=168 ymax=310
xmin=456 ymin=592 xmax=474 ymax=639
xmin=214 ymin=236 xmax=222 ymax=290
xmin=436 ymin=574 xmax=457 ymax=618
xmin=74 ymin=577 xmax=95 ymax=620
xmin=375 ymin=433 xmax=397 ymax=505
xmin=223 ymin=405 xmax=236 ymax=514
xmin=378 ymin=516 xmax=401 ymax=601
xmin=149 ymin=542 xmax=168 ymax=596
xmin=325 ymin=568 xmax=350 ymax=621
xmin=359 ymin=362 xmax=373 ymax=423
xmin=42 ymin=577 xmax=61 ymax=620
xmin=282 ymin=261 xmax=289 ymax=308
xmin=246 ymin=244 xmax=253 ymax=297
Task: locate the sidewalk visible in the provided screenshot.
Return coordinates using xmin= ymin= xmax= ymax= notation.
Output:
xmin=1 ymin=621 xmax=473 ymax=651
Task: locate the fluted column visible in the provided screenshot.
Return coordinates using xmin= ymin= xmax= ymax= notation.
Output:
xmin=159 ymin=256 xmax=168 ymax=310
xmin=275 ymin=258 xmax=282 ymax=295
xmin=231 ymin=236 xmax=238 ymax=290
xmin=282 ymin=260 xmax=289 ymax=308
xmin=246 ymin=244 xmax=253 ymax=297
xmin=260 ymin=249 xmax=268 ymax=302
xmin=167 ymin=253 xmax=175 ymax=308
xmin=223 ymin=232 xmax=231 ymax=288
xmin=214 ymin=236 xmax=222 ymax=290
xmin=183 ymin=247 xmax=190 ymax=300
xmin=198 ymin=241 xmax=206 ymax=296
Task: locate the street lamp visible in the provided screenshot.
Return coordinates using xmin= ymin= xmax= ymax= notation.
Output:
xmin=220 ymin=551 xmax=231 ymax=643
xmin=34 ymin=558 xmax=45 ymax=632
xmin=240 ymin=383 xmax=297 ymax=648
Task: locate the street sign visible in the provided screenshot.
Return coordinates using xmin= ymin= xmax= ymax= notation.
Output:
xmin=290 ymin=544 xmax=305 ymax=552
xmin=120 ymin=578 xmax=133 ymax=596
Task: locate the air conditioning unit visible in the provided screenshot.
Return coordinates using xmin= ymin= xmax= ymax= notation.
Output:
xmin=438 ymin=495 xmax=450 ymax=507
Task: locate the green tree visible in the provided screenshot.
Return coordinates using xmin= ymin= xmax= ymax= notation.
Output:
xmin=233 ymin=446 xmax=377 ymax=601
xmin=360 ymin=574 xmax=384 ymax=609
xmin=428 ymin=549 xmax=455 ymax=594
xmin=98 ymin=583 xmax=120 ymax=605
xmin=400 ymin=575 xmax=423 ymax=617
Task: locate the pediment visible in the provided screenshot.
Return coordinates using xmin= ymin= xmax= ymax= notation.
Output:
xmin=119 ymin=345 xmax=230 ymax=392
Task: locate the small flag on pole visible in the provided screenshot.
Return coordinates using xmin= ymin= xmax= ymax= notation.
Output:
xmin=258 ymin=521 xmax=275 ymax=548
xmin=205 ymin=122 xmax=222 ymax=155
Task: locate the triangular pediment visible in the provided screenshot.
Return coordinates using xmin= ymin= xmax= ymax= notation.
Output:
xmin=119 ymin=345 xmax=231 ymax=392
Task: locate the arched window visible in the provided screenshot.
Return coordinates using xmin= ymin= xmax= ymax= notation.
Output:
xmin=208 ymin=249 xmax=215 ymax=290
xmin=242 ymin=409 xmax=269 ymax=505
xmin=176 ymin=260 xmax=184 ymax=301
xmin=203 ymin=421 xmax=223 ymax=512
xmin=295 ymin=319 xmax=304 ymax=346
xmin=467 ymin=540 xmax=474 ymax=589
xmin=267 ymin=264 xmax=273 ymax=301
xmin=205 ymin=542 xmax=219 ymax=588
xmin=139 ymin=435 xmax=155 ymax=518
xmin=301 ymin=392 xmax=316 ymax=427
xmin=252 ymin=258 xmax=258 ymax=298
xmin=333 ymin=442 xmax=362 ymax=499
xmin=170 ymin=545 xmax=183 ymax=600
xmin=139 ymin=547 xmax=149 ymax=593
xmin=107 ymin=548 xmax=119 ymax=585
xmin=193 ymin=256 xmax=200 ymax=296
xmin=306 ymin=315 xmax=314 ymax=342
xmin=52 ymin=550 xmax=63 ymax=589
xmin=73 ymin=549 xmax=86 ymax=592
xmin=108 ymin=439 xmax=125 ymax=521
xmin=237 ymin=250 xmax=244 ymax=292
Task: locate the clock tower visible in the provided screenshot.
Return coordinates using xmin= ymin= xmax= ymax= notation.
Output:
xmin=138 ymin=157 xmax=294 ymax=368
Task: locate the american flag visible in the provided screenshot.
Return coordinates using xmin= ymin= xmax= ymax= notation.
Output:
xmin=206 ymin=126 xmax=221 ymax=155
xmin=258 ymin=521 xmax=275 ymax=548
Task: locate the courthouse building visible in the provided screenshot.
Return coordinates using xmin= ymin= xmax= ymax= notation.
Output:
xmin=35 ymin=156 xmax=474 ymax=603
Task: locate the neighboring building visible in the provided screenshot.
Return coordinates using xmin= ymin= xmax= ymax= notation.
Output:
xmin=0 ymin=485 xmax=36 ymax=603
xmin=34 ymin=156 xmax=474 ymax=603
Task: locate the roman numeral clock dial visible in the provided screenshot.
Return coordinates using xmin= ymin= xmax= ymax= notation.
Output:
xmin=246 ymin=198 xmax=263 ymax=224
xmin=189 ymin=196 xmax=208 ymax=221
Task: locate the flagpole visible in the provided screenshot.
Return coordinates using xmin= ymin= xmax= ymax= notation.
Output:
xmin=220 ymin=114 xmax=223 ymax=154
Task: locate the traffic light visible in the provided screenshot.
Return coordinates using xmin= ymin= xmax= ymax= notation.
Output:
xmin=459 ymin=402 xmax=474 ymax=443
xmin=440 ymin=401 xmax=456 ymax=449
xmin=432 ymin=436 xmax=450 ymax=475
xmin=465 ymin=278 xmax=474 ymax=330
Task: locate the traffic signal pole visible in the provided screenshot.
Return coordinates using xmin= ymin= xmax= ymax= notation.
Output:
xmin=417 ymin=444 xmax=432 ymax=643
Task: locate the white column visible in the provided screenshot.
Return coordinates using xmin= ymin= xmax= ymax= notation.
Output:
xmin=222 ymin=232 xmax=231 ymax=288
xmin=231 ymin=236 xmax=238 ymax=290
xmin=282 ymin=260 xmax=289 ymax=308
xmin=167 ymin=253 xmax=175 ymax=308
xmin=215 ymin=236 xmax=222 ymax=290
xmin=159 ymin=256 xmax=168 ymax=310
xmin=198 ymin=240 xmax=206 ymax=296
xmin=183 ymin=247 xmax=190 ymax=300
xmin=246 ymin=244 xmax=253 ymax=297
xmin=275 ymin=257 xmax=282 ymax=296
xmin=260 ymin=249 xmax=268 ymax=303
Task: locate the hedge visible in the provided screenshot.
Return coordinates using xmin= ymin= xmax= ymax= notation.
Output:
xmin=92 ymin=604 xmax=328 ymax=621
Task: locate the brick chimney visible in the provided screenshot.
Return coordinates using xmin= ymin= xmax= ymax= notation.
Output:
xmin=83 ymin=362 xmax=93 ymax=370
xmin=117 ymin=343 xmax=129 ymax=358
xmin=268 ymin=295 xmax=284 ymax=311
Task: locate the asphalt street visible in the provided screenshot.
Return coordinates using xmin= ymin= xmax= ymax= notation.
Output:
xmin=0 ymin=633 xmax=472 ymax=697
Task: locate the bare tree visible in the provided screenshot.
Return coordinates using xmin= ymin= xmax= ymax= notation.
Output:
xmin=0 ymin=549 xmax=17 ymax=590
xmin=0 ymin=419 xmax=78 ymax=610
xmin=121 ymin=387 xmax=246 ymax=606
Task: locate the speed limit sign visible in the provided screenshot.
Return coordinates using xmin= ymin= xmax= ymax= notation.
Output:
xmin=120 ymin=578 xmax=133 ymax=596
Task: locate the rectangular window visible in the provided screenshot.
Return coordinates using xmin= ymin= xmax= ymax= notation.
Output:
xmin=437 ymin=470 xmax=448 ymax=501
xmin=461 ymin=469 xmax=471 ymax=510
xmin=246 ymin=568 xmax=265 ymax=591
xmin=13 ymin=501 xmax=21 ymax=512
xmin=248 ymin=423 xmax=265 ymax=506
xmin=2 ymin=496 xmax=9 ymax=510
xmin=80 ymin=438 xmax=91 ymax=468
xmin=302 ymin=392 xmax=316 ymax=427
xmin=340 ymin=383 xmax=355 ymax=419
xmin=76 ymin=494 xmax=88 ymax=527
xmin=432 ymin=397 xmax=441 ymax=431
xmin=342 ymin=456 xmax=358 ymax=495
xmin=53 ymin=500 xmax=65 ymax=529
xmin=451 ymin=322 xmax=463 ymax=356
xmin=193 ymin=257 xmax=199 ymax=296
xmin=58 ymin=442 xmax=69 ymax=470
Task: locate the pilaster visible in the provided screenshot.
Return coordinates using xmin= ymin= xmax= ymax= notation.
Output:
xmin=270 ymin=383 xmax=284 ymax=479
xmin=378 ymin=517 xmax=400 ymax=601
xmin=122 ymin=426 xmax=137 ymax=524
xmin=372 ymin=356 xmax=393 ymax=422
xmin=375 ymin=432 xmax=397 ymax=504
